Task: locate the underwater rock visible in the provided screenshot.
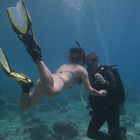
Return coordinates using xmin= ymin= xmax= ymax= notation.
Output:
xmin=53 ymin=120 xmax=79 ymax=138
xmin=29 ymin=124 xmax=53 ymax=140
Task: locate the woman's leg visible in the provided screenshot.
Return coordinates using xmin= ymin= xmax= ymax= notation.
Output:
xmin=20 ymin=35 xmax=55 ymax=91
xmin=35 ymin=61 xmax=54 ymax=88
xmin=16 ymin=31 xmax=62 ymax=110
xmin=19 ymin=60 xmax=56 ymax=111
xmin=19 ymin=91 xmax=31 ymax=112
xmin=35 ymin=61 xmax=65 ymax=95
xmin=19 ymin=79 xmax=46 ymax=111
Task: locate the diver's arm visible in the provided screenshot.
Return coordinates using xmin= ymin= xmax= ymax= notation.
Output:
xmin=81 ymin=67 xmax=107 ymax=97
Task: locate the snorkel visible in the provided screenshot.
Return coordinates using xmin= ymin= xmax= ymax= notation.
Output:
xmin=75 ymin=41 xmax=87 ymax=107
xmin=75 ymin=41 xmax=86 ymax=65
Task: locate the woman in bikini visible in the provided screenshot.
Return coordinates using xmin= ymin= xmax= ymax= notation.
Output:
xmin=18 ymin=38 xmax=107 ymax=111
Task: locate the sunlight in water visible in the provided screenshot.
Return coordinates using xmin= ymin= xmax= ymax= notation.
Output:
xmin=62 ymin=0 xmax=85 ymax=21
xmin=62 ymin=0 xmax=86 ymax=39
xmin=92 ymin=0 xmax=110 ymax=64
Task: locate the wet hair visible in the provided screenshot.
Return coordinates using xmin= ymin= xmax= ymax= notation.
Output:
xmin=68 ymin=46 xmax=86 ymax=65
xmin=86 ymin=52 xmax=98 ymax=61
xmin=86 ymin=52 xmax=99 ymax=65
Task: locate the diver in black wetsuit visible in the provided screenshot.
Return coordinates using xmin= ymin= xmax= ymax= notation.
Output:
xmin=86 ymin=52 xmax=127 ymax=140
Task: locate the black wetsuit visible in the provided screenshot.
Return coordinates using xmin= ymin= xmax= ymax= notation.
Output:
xmin=86 ymin=66 xmax=121 ymax=140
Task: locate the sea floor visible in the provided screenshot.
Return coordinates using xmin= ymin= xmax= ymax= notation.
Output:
xmin=0 ymin=92 xmax=140 ymax=140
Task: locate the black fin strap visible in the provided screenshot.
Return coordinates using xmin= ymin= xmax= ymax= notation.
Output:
xmin=20 ymin=81 xmax=35 ymax=93
xmin=17 ymin=28 xmax=34 ymax=49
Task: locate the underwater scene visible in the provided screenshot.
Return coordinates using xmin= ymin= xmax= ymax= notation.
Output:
xmin=0 ymin=0 xmax=140 ymax=140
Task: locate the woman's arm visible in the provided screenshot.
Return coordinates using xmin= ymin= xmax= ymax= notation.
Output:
xmin=80 ymin=67 xmax=107 ymax=97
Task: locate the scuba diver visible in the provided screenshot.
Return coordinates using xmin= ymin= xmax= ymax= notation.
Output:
xmin=86 ymin=52 xmax=127 ymax=140
xmin=0 ymin=0 xmax=107 ymax=111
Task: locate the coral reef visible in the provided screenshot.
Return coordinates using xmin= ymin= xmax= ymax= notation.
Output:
xmin=53 ymin=119 xmax=79 ymax=138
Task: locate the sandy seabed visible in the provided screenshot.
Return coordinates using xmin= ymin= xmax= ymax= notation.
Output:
xmin=0 ymin=92 xmax=140 ymax=140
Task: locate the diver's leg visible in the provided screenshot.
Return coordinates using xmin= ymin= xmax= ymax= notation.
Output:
xmin=87 ymin=116 xmax=108 ymax=140
xmin=87 ymin=109 xmax=107 ymax=140
xmin=107 ymin=106 xmax=120 ymax=140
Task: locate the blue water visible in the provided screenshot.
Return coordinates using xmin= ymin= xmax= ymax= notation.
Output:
xmin=0 ymin=0 xmax=140 ymax=139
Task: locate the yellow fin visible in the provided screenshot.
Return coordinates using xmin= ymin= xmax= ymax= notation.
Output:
xmin=0 ymin=48 xmax=11 ymax=73
xmin=0 ymin=48 xmax=33 ymax=85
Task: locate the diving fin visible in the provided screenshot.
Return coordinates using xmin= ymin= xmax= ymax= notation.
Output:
xmin=0 ymin=48 xmax=34 ymax=87
xmin=7 ymin=0 xmax=31 ymax=35
xmin=7 ymin=1 xmax=42 ymax=62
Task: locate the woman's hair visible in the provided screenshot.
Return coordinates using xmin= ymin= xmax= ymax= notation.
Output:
xmin=68 ymin=46 xmax=86 ymax=65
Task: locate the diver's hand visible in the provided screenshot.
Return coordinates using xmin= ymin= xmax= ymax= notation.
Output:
xmin=99 ymin=89 xmax=107 ymax=97
xmin=95 ymin=73 xmax=106 ymax=85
